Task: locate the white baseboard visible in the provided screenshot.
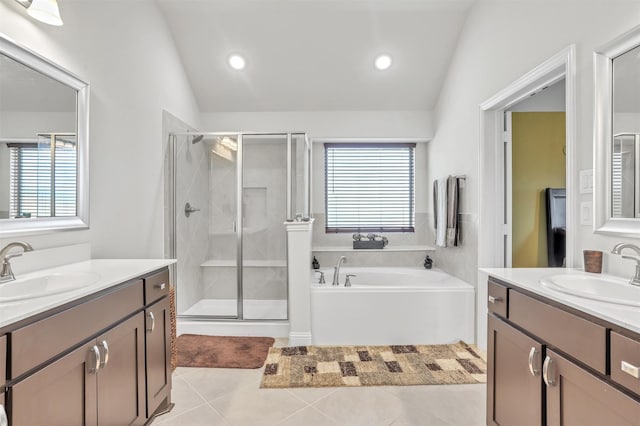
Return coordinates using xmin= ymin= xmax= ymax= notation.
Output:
xmin=288 ymin=331 xmax=312 ymax=346
xmin=177 ymin=319 xmax=289 ymax=338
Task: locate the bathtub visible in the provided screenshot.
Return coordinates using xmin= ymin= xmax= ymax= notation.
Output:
xmin=310 ymin=267 xmax=474 ymax=346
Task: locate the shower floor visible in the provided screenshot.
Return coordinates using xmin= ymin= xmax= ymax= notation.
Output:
xmin=182 ymin=298 xmax=287 ymax=320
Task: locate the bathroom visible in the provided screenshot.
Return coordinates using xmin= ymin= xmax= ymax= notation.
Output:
xmin=0 ymin=0 xmax=640 ymax=425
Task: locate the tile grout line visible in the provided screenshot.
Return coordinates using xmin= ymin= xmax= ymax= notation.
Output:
xmin=154 ymin=401 xmax=210 ymax=424
xmin=306 ymin=403 xmax=342 ymax=425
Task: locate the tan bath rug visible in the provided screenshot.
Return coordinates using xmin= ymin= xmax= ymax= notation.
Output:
xmin=260 ymin=341 xmax=486 ymax=388
xmin=177 ymin=334 xmax=275 ymax=369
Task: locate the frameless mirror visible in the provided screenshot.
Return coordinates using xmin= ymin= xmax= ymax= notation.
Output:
xmin=0 ymin=33 xmax=88 ymax=236
xmin=594 ymin=25 xmax=640 ymax=236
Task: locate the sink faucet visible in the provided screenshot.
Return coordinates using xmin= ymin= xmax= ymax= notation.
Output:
xmin=332 ymin=256 xmax=347 ymax=286
xmin=0 ymin=241 xmax=33 ymax=283
xmin=611 ymin=243 xmax=640 ymax=286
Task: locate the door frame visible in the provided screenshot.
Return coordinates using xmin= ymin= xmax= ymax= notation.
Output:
xmin=476 ymin=45 xmax=576 ymax=349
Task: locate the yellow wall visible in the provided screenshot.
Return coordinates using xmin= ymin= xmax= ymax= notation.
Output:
xmin=512 ymin=112 xmax=566 ymax=268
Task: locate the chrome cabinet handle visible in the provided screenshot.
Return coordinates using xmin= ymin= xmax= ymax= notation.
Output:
xmin=155 ymin=282 xmax=166 ymax=290
xmin=147 ymin=311 xmax=156 ymax=332
xmin=542 ymin=356 xmax=556 ymax=386
xmin=488 ymin=295 xmax=503 ymax=304
xmin=621 ymin=361 xmax=640 ymax=379
xmin=98 ymin=340 xmax=109 ymax=368
xmin=528 ymin=347 xmax=540 ymax=377
xmin=0 ymin=404 xmax=8 ymax=426
xmin=88 ymin=345 xmax=101 ymax=374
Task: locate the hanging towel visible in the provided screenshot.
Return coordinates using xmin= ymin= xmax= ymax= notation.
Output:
xmin=434 ymin=177 xmax=448 ymax=247
xmin=446 ymin=175 xmax=460 ymax=247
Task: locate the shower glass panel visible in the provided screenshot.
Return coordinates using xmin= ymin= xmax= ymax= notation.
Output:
xmin=173 ymin=133 xmax=239 ymax=318
xmin=170 ymin=131 xmax=311 ymax=322
xmin=242 ymin=134 xmax=288 ymax=320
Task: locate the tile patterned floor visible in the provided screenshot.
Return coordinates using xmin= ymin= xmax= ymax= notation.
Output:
xmin=154 ymin=339 xmax=486 ymax=426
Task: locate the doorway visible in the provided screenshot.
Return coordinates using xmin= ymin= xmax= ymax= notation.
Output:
xmin=507 ymin=80 xmax=567 ymax=268
xmin=476 ymin=45 xmax=576 ymax=349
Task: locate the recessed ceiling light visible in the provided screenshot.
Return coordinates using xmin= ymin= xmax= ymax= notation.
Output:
xmin=228 ymin=54 xmax=246 ymax=70
xmin=374 ymin=54 xmax=392 ymax=71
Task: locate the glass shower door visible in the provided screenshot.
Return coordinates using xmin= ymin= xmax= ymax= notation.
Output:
xmin=241 ymin=134 xmax=288 ymax=320
xmin=175 ymin=133 xmax=239 ymax=318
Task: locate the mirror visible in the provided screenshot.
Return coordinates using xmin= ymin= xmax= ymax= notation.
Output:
xmin=594 ymin=25 xmax=640 ymax=236
xmin=0 ymin=33 xmax=89 ymax=236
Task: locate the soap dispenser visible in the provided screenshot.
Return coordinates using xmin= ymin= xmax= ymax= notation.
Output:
xmin=312 ymin=256 xmax=320 ymax=270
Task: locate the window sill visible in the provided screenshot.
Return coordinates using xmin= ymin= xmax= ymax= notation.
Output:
xmin=312 ymin=245 xmax=435 ymax=252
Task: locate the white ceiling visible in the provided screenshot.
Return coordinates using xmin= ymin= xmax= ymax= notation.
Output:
xmin=156 ymin=0 xmax=475 ymax=112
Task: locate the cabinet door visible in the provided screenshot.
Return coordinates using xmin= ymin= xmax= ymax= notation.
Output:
xmin=96 ymin=313 xmax=146 ymax=426
xmin=145 ymin=296 xmax=171 ymax=418
xmin=545 ymin=349 xmax=640 ymax=426
xmin=487 ymin=315 xmax=543 ymax=426
xmin=11 ymin=341 xmax=98 ymax=426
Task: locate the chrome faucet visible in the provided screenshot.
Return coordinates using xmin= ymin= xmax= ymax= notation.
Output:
xmin=0 ymin=241 xmax=33 ymax=283
xmin=332 ymin=256 xmax=347 ymax=286
xmin=611 ymin=243 xmax=640 ymax=286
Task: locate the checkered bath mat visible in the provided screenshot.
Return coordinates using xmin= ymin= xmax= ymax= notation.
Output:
xmin=260 ymin=341 xmax=486 ymax=388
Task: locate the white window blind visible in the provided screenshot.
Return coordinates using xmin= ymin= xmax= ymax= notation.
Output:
xmin=9 ymin=141 xmax=77 ymax=218
xmin=325 ymin=143 xmax=415 ymax=232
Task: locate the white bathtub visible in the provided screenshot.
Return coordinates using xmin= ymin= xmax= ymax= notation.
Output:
xmin=310 ymin=267 xmax=475 ymax=346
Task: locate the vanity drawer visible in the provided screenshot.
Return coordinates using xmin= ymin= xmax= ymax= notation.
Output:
xmin=10 ymin=280 xmax=143 ymax=379
xmin=487 ymin=281 xmax=508 ymax=318
xmin=509 ymin=291 xmax=606 ymax=374
xmin=144 ymin=269 xmax=169 ymax=305
xmin=611 ymin=331 xmax=640 ymax=396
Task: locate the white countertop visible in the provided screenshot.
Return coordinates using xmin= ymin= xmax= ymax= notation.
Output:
xmin=482 ymin=267 xmax=640 ymax=335
xmin=0 ymin=259 xmax=175 ymax=329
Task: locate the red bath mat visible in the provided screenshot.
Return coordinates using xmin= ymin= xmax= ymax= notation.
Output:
xmin=177 ymin=334 xmax=275 ymax=369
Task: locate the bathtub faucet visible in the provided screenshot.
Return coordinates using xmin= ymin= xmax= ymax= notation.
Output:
xmin=332 ymin=256 xmax=347 ymax=286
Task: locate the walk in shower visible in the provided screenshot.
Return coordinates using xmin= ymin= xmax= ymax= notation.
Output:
xmin=168 ymin=132 xmax=311 ymax=322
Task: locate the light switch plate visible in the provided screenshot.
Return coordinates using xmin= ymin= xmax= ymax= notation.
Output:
xmin=580 ymin=201 xmax=593 ymax=226
xmin=579 ymin=169 xmax=594 ymax=194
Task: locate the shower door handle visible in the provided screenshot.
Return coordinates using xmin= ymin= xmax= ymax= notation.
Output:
xmin=184 ymin=202 xmax=200 ymax=217
xmin=233 ymin=220 xmax=237 ymax=233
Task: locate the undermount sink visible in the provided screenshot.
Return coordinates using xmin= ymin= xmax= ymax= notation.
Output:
xmin=540 ymin=273 xmax=640 ymax=307
xmin=0 ymin=271 xmax=101 ymax=303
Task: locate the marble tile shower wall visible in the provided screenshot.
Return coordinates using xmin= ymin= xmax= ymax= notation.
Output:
xmin=175 ymin=137 xmax=210 ymax=314
xmin=204 ymin=142 xmax=288 ymax=301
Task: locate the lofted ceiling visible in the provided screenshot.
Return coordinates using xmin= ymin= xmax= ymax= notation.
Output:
xmin=156 ymin=0 xmax=476 ymax=112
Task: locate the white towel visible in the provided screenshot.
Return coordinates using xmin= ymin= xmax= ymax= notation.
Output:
xmin=435 ymin=177 xmax=447 ymax=247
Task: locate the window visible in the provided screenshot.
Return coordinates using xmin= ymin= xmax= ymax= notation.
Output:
xmin=9 ymin=136 xmax=77 ymax=218
xmin=325 ymin=143 xmax=415 ymax=233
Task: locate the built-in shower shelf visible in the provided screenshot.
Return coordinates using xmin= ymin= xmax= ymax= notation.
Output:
xmin=312 ymin=245 xmax=435 ymax=252
xmin=201 ymin=259 xmax=287 ymax=268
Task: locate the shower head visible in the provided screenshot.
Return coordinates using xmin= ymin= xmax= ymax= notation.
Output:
xmin=191 ymin=134 xmax=204 ymax=144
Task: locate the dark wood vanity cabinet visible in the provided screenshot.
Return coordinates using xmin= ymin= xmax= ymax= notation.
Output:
xmin=545 ymin=349 xmax=640 ymax=426
xmin=145 ymin=295 xmax=171 ymax=417
xmin=0 ymin=335 xmax=6 ymax=425
xmin=487 ymin=315 xmax=542 ymax=426
xmin=96 ymin=313 xmax=146 ymax=426
xmin=487 ymin=278 xmax=640 ymax=426
xmin=11 ymin=340 xmax=98 ymax=425
xmin=1 ymin=267 xmax=172 ymax=426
